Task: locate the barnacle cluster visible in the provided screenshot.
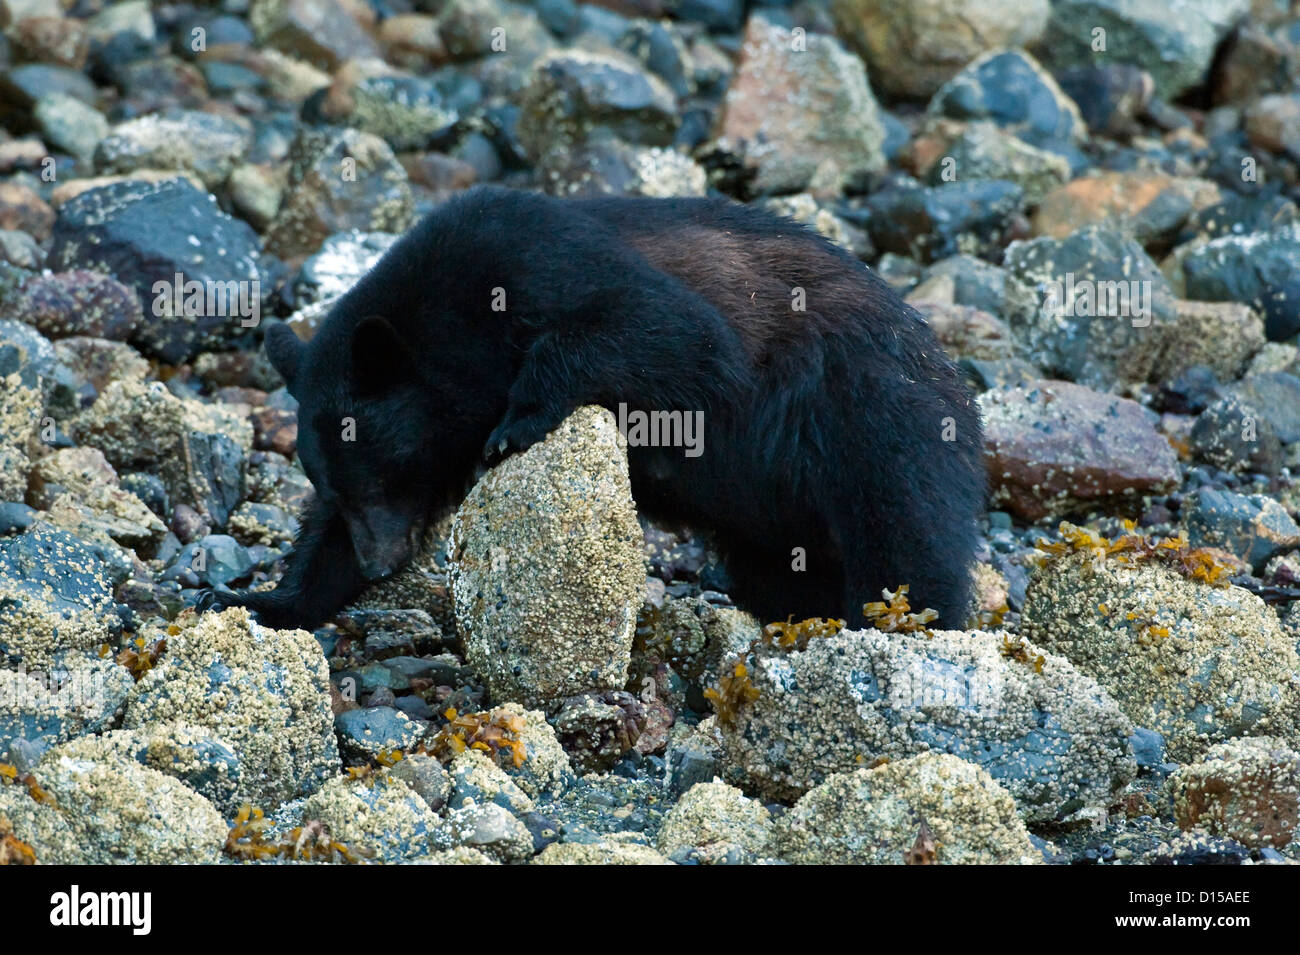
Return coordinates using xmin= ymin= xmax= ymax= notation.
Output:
xmin=1034 ymin=521 xmax=1234 ymax=586
xmin=1120 ymin=610 xmax=1171 ymax=646
xmin=703 ymin=619 xmax=843 ymax=727
xmin=0 ymin=814 xmax=35 ymax=865
xmin=0 ymin=763 xmax=56 ymax=807
xmin=999 ymin=635 xmax=1045 ymax=674
xmin=422 ymin=708 xmax=528 ymax=768
xmin=704 ymin=591 xmax=938 ymax=728
xmin=223 ymin=805 xmax=372 ymax=864
xmin=862 ymin=585 xmax=939 ymax=633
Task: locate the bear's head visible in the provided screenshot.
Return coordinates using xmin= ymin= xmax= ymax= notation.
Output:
xmin=265 ymin=318 xmax=437 ymax=580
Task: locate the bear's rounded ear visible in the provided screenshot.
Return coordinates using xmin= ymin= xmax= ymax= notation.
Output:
xmin=351 ymin=315 xmax=410 ymax=395
xmin=264 ymin=321 xmax=304 ymax=386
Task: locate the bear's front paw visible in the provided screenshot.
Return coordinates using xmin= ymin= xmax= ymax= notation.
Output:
xmin=194 ymin=584 xmax=243 ymax=615
xmin=483 ymin=409 xmax=561 ymax=463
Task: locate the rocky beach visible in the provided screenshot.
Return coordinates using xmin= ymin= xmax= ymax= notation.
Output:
xmin=2 ymin=0 xmax=1300 ymax=868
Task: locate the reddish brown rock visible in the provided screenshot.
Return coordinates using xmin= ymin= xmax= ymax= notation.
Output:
xmin=1031 ymin=171 xmax=1220 ymax=241
xmin=8 ymin=15 xmax=89 ymax=68
xmin=7 ymin=270 xmax=142 ymax=341
xmin=1244 ymin=94 xmax=1300 ymax=159
xmin=714 ymin=15 xmax=885 ymax=197
xmin=830 ymin=0 xmax=1048 ymax=99
xmin=251 ymin=406 xmax=298 ymax=457
xmin=980 ymin=379 xmax=1180 ymax=520
xmin=0 ymin=181 xmax=54 ymax=241
xmin=1170 ymin=738 xmax=1300 ymax=849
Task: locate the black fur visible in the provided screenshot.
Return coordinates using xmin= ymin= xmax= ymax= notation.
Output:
xmin=203 ymin=186 xmax=985 ymax=629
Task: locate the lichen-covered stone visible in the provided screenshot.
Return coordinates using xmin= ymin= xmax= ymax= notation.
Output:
xmin=1021 ymin=552 xmax=1300 ymax=761
xmin=715 ymin=627 xmax=1135 ymax=821
xmin=774 ymin=753 xmax=1041 ymax=865
xmin=448 ymin=406 xmax=644 ymax=707
xmin=124 ymin=608 xmax=340 ymax=807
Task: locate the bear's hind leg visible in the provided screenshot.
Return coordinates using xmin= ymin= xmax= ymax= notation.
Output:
xmin=714 ymin=535 xmax=845 ymax=625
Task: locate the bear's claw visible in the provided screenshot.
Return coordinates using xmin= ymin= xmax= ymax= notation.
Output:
xmin=194 ymin=584 xmax=240 ymax=615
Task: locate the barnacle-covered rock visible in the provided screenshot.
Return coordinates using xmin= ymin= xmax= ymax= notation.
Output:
xmin=263 ymin=127 xmax=413 ymax=260
xmin=387 ymin=751 xmax=452 ymax=811
xmin=425 ymin=702 xmax=572 ymax=799
xmin=533 ymin=839 xmax=673 ymax=865
xmin=1021 ymin=551 xmax=1300 ymax=761
xmin=448 ymin=748 xmax=533 ymax=814
xmin=1 ymin=738 xmax=226 ymax=864
xmin=0 ymin=656 xmax=134 ymax=765
xmin=0 ymin=524 xmax=124 ymax=668
xmin=656 ymin=780 xmax=771 ymax=864
xmin=299 ymin=772 xmax=440 ymax=864
xmin=774 ymin=753 xmax=1041 ymax=865
xmin=0 ymin=343 xmax=41 ymax=503
xmin=70 ymin=378 xmax=251 ymax=527
xmin=94 ymin=110 xmax=253 ymax=190
xmin=123 ymin=608 xmax=339 ymax=808
xmin=1168 ymin=737 xmax=1300 ymax=849
xmin=714 ymin=626 xmax=1135 ymax=821
xmin=29 ymin=446 xmax=168 ymax=554
xmin=448 ymin=406 xmax=645 ymax=707
xmin=410 ymin=847 xmax=498 ymax=865
xmin=549 ymin=690 xmax=660 ymax=774
xmin=433 ymin=799 xmax=533 ymax=863
xmin=334 ymin=705 xmax=424 ymax=760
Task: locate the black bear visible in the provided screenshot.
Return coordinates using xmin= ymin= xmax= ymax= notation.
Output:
xmin=203 ymin=186 xmax=984 ymax=629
